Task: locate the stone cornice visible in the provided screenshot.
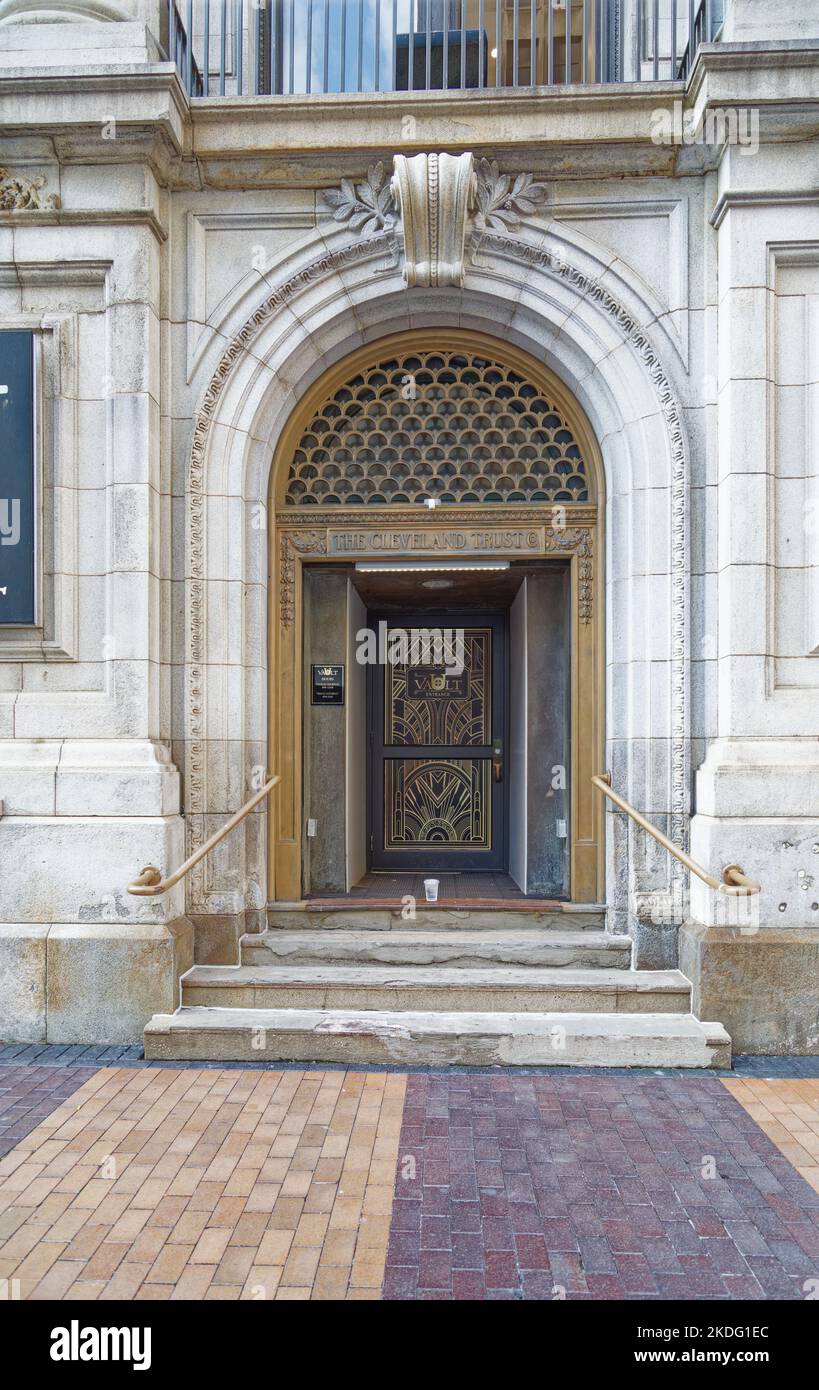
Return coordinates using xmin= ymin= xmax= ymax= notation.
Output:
xmin=0 ymin=64 xmax=189 ymax=159
xmin=709 ymin=189 xmax=819 ymax=230
xmin=0 ymin=205 xmax=168 ymax=240
xmin=687 ymin=40 xmax=819 ymax=131
xmin=188 ymin=83 xmax=689 ymax=167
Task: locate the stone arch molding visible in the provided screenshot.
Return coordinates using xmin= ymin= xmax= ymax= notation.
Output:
xmin=186 ymin=184 xmax=691 ymax=917
xmin=0 ymin=0 xmax=131 ymax=21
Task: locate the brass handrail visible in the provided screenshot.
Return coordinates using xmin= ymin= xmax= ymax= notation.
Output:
xmin=127 ymin=774 xmax=280 ymax=897
xmin=592 ymin=772 xmax=761 ymax=897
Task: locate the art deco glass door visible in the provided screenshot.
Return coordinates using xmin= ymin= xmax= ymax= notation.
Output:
xmin=369 ymin=614 xmax=506 ymax=871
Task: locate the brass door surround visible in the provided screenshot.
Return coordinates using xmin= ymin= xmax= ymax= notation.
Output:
xmin=267 ymin=330 xmax=605 ymax=904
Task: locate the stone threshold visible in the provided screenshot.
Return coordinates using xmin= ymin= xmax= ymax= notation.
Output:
xmin=275 ymin=899 xmax=601 ymax=912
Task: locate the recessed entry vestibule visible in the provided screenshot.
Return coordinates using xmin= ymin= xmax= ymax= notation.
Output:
xmin=302 ymin=564 xmax=573 ymax=898
xmin=267 ymin=331 xmax=605 ymax=906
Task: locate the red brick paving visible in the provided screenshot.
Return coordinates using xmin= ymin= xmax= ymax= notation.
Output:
xmin=383 ymin=1073 xmax=819 ymax=1300
xmin=2 ymin=1063 xmax=819 ymax=1301
xmin=0 ymin=1066 xmax=97 ymax=1159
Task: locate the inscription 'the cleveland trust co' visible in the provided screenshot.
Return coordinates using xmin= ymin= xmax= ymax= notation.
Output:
xmin=327 ymin=527 xmax=545 ymax=557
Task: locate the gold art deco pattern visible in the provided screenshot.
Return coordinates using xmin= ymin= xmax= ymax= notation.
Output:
xmin=385 ymin=759 xmax=491 ymax=850
xmin=386 ymin=629 xmax=491 ymax=746
xmin=284 ymin=350 xmax=590 ymax=506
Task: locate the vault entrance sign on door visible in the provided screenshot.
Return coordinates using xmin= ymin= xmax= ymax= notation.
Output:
xmin=369 ymin=613 xmax=507 ymax=872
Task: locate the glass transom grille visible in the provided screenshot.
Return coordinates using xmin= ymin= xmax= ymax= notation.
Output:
xmin=284 ymin=350 xmax=590 ymax=506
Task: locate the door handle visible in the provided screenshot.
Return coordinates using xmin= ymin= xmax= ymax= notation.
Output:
xmin=493 ymin=742 xmax=503 ymax=783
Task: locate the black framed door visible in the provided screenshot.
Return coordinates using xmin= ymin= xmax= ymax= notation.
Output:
xmin=369 ymin=612 xmax=507 ymax=871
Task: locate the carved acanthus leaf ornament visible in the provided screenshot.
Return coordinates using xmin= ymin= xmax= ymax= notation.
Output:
xmin=0 ymin=168 xmax=60 ymax=211
xmin=321 ymin=162 xmax=396 ymax=237
xmin=473 ymin=159 xmax=550 ymax=231
xmin=321 ymin=154 xmax=549 ymax=284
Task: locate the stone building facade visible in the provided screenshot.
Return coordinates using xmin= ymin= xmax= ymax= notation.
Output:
xmin=0 ymin=0 xmax=818 ymax=1060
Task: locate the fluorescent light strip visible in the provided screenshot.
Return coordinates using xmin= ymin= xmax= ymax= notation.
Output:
xmin=355 ymin=561 xmax=511 ymax=574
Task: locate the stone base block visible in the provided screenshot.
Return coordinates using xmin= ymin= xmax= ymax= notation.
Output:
xmin=0 ymin=919 xmax=194 ymax=1045
xmin=192 ymin=914 xmax=243 ymax=965
xmin=690 ymin=815 xmax=819 ymax=930
xmin=0 ymin=816 xmax=186 ymax=925
xmin=0 ymin=924 xmax=49 ymax=1043
xmin=680 ymin=921 xmax=819 ymax=1054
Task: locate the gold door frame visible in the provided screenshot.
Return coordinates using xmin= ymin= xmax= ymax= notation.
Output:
xmin=266 ymin=331 xmax=605 ymax=905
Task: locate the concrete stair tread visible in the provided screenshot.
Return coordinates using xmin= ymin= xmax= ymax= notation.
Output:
xmin=242 ymin=929 xmax=630 ymax=972
xmin=249 ymin=928 xmax=623 ymax=944
xmin=144 ymin=1006 xmax=730 ymax=1068
xmin=265 ymin=910 xmax=607 ymax=931
xmin=244 ymin=929 xmax=628 ymax=953
xmin=242 ymin=929 xmax=630 ymax=973
xmin=187 ymin=964 xmax=683 ymax=990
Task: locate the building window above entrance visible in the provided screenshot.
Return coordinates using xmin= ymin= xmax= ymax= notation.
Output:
xmin=284 ymin=348 xmax=590 ymax=507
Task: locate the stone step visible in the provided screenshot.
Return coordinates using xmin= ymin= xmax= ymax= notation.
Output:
xmin=266 ymin=906 xmax=606 ymax=933
xmin=143 ymin=1007 xmax=731 ymax=1069
xmin=182 ymin=964 xmax=688 ymax=1013
xmin=243 ymin=929 xmax=630 ymax=971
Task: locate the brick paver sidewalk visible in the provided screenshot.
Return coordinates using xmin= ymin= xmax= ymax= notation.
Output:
xmin=384 ymin=1074 xmax=819 ymax=1300
xmin=0 ymin=1066 xmax=404 ymax=1300
xmin=0 ymin=1063 xmax=818 ymax=1301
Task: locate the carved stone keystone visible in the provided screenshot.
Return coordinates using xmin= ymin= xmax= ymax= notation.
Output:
xmin=391 ymin=151 xmax=477 ymax=288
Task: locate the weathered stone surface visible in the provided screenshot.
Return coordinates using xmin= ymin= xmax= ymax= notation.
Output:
xmin=243 ymin=928 xmax=631 ymax=971
xmin=266 ymin=907 xmax=608 ymax=931
xmin=46 ymin=919 xmax=193 ymax=1044
xmin=144 ymin=1006 xmax=730 ymax=1068
xmin=680 ymin=922 xmax=819 ymax=1054
xmin=182 ymin=963 xmax=691 ymax=1014
xmin=3 ymin=16 xmax=819 ymax=1063
xmin=191 ymin=913 xmax=242 ymax=965
xmin=0 ymin=816 xmax=185 ymax=925
xmin=0 ymin=924 xmax=48 ymax=1042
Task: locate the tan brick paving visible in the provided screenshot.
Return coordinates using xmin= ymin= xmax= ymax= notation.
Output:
xmin=0 ymin=1067 xmax=406 ymax=1301
xmin=722 ymin=1077 xmax=819 ymax=1193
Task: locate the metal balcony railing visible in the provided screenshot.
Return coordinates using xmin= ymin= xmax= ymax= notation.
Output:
xmin=166 ymin=0 xmax=723 ymax=99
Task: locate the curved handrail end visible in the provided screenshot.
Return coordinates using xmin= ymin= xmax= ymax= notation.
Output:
xmin=127 ymin=866 xmax=163 ymax=897
xmin=126 ymin=773 xmax=280 ymax=899
xmin=722 ymin=863 xmax=762 ymax=897
xmin=592 ymin=773 xmax=761 ymax=898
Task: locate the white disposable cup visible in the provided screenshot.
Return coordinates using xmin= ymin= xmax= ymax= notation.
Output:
xmin=424 ymin=879 xmax=439 ymax=902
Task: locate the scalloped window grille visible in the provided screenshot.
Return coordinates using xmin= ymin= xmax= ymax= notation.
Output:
xmin=284 ymin=350 xmax=590 ymax=506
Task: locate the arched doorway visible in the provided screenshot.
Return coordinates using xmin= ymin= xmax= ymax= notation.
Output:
xmin=267 ymin=329 xmax=605 ymax=906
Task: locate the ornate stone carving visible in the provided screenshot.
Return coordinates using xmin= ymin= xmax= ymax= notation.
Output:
xmin=473 ymin=229 xmax=689 ymax=852
xmin=279 ymin=530 xmax=327 ymax=627
xmin=186 ymin=234 xmax=394 ymax=908
xmin=321 ymin=162 xmax=396 ymax=237
xmin=474 ymin=159 xmax=550 ymax=232
xmin=544 ymin=526 xmax=594 ymax=623
xmin=0 ymin=167 xmax=60 ymax=211
xmin=391 ymin=152 xmax=477 ymax=287
xmin=320 ymin=155 xmax=549 ymax=286
xmin=187 ymin=223 xmax=689 ymax=900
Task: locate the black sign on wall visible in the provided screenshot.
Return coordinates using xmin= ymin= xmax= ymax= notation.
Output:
xmin=0 ymin=331 xmax=36 ymax=626
xmin=311 ymin=664 xmax=345 ymax=706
